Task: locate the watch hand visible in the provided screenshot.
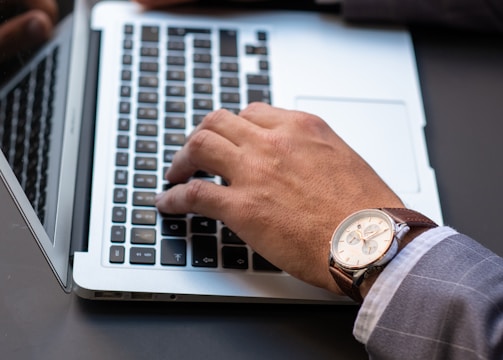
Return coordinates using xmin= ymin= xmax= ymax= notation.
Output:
xmin=363 ymin=228 xmax=388 ymax=241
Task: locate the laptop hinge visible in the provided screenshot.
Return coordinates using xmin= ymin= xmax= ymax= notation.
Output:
xmin=70 ymin=29 xmax=101 ymax=257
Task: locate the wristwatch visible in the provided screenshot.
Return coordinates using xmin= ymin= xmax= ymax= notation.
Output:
xmin=329 ymin=208 xmax=437 ymax=303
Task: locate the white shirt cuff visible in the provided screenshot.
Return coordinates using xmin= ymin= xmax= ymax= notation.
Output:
xmin=352 ymin=226 xmax=458 ymax=344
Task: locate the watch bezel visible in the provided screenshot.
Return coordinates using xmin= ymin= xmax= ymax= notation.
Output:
xmin=330 ymin=209 xmax=400 ymax=271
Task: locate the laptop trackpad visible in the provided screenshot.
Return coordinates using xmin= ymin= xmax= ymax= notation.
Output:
xmin=295 ymin=97 xmax=418 ymax=193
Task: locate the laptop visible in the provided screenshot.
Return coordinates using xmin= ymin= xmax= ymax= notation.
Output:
xmin=0 ymin=0 xmax=443 ymax=303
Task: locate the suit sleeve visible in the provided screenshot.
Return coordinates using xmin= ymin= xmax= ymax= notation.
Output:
xmin=341 ymin=0 xmax=503 ymax=32
xmin=358 ymin=230 xmax=503 ymax=359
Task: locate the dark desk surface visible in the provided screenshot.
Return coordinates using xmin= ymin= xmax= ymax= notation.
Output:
xmin=1 ymin=22 xmax=502 ymax=360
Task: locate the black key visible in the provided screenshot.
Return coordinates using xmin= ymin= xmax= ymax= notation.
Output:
xmin=166 ymin=85 xmax=186 ymax=97
xmin=193 ymin=68 xmax=212 ymax=79
xmin=112 ymin=207 xmax=127 ymax=223
xmin=131 ymin=228 xmax=156 ymax=244
xmin=247 ymin=89 xmax=271 ymax=104
xmin=247 ymin=74 xmax=270 ymax=85
xmin=124 ymin=39 xmax=133 ymax=50
xmin=192 ymin=235 xmax=218 ymax=267
xmin=194 ymin=53 xmax=212 ymax=63
xmin=117 ymin=135 xmax=129 ymax=148
xmin=120 ymin=85 xmax=131 ymax=97
xmin=163 ymin=149 xmax=177 ymax=163
xmin=165 ymin=101 xmax=185 ymax=113
xmin=116 ymin=152 xmax=129 ymax=166
xmin=167 ymin=40 xmax=185 ymax=51
xmin=192 ymin=114 xmax=205 ymax=126
xmin=221 ymin=92 xmax=240 ymax=103
xmin=168 ymin=27 xmax=211 ymax=36
xmin=194 ymin=39 xmax=211 ymax=49
xmin=131 ymin=209 xmax=157 ymax=225
xmin=253 ymin=253 xmax=281 ymax=271
xmin=140 ymin=62 xmax=159 ymax=72
xmin=137 ymin=107 xmax=158 ymax=120
xmin=220 ymin=62 xmax=238 ymax=72
xmin=122 ymin=54 xmax=133 ymax=65
xmin=191 ymin=216 xmax=217 ymax=234
xmin=130 ymin=247 xmax=156 ymax=265
xmin=222 ymin=246 xmax=248 ymax=269
xmin=166 ymin=70 xmax=185 ymax=81
xmin=111 ymin=225 xmax=126 ymax=243
xmin=165 ymin=116 xmax=185 ymax=129
xmin=124 ymin=24 xmax=134 ymax=35
xmin=122 ymin=70 xmax=132 ymax=81
xmin=110 ymin=246 xmax=125 ymax=263
xmin=220 ymin=77 xmax=239 ymax=88
xmin=136 ymin=140 xmax=157 ymax=153
xmin=219 ymin=29 xmax=238 ymax=57
xmin=113 ymin=188 xmax=128 ymax=203
xmin=142 ymin=26 xmax=159 ymax=42
xmin=257 ymin=31 xmax=267 ymax=41
xmin=118 ymin=118 xmax=130 ymax=130
xmin=161 ymin=239 xmax=187 ymax=266
xmin=114 ymin=169 xmax=128 ymax=184
xmin=133 ymin=174 xmax=157 ymax=188
xmin=221 ymin=227 xmax=245 ymax=244
xmin=141 ymin=47 xmax=159 ymax=57
xmin=132 ymin=191 xmax=156 ymax=206
xmin=167 ymin=55 xmax=185 ymax=66
xmin=135 ymin=156 xmax=157 ymax=170
xmin=119 ymin=101 xmax=130 ymax=114
xmin=139 ymin=76 xmax=158 ymax=87
xmin=259 ymin=60 xmax=269 ymax=71
xmin=193 ymin=83 xmax=213 ymax=94
xmin=138 ymin=92 xmax=158 ymax=103
xmin=164 ymin=132 xmax=185 ymax=146
xmin=136 ymin=123 xmax=158 ymax=136
xmin=162 ymin=219 xmax=187 ymax=236
xmin=245 ymin=45 xmax=268 ymax=55
xmin=193 ymin=98 xmax=213 ymax=110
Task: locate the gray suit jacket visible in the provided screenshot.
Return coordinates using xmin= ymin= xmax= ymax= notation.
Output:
xmin=342 ymin=0 xmax=503 ymax=32
xmin=365 ymin=232 xmax=503 ymax=359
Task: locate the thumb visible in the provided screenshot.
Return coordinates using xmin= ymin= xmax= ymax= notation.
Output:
xmin=0 ymin=10 xmax=54 ymax=64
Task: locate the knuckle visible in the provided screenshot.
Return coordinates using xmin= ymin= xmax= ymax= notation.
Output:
xmin=184 ymin=180 xmax=206 ymax=206
xmin=201 ymin=109 xmax=229 ymax=128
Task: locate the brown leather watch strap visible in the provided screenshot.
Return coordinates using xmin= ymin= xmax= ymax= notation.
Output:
xmin=329 ymin=264 xmax=363 ymax=303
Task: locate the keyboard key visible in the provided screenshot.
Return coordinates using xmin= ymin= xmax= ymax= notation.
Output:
xmin=192 ymin=235 xmax=218 ymax=267
xmin=194 ymin=68 xmax=212 ymax=79
xmin=247 ymin=89 xmax=271 ymax=104
xmin=139 ymin=76 xmax=158 ymax=87
xmin=222 ymin=246 xmax=248 ymax=269
xmin=161 ymin=239 xmax=187 ymax=266
xmin=219 ymin=29 xmax=238 ymax=57
xmin=141 ymin=47 xmax=159 ymax=57
xmin=221 ymin=92 xmax=240 ymax=103
xmin=140 ymin=61 xmax=159 ymax=72
xmin=117 ymin=135 xmax=129 ymax=148
xmin=165 ymin=116 xmax=185 ymax=129
xmin=191 ymin=216 xmax=217 ymax=234
xmin=247 ymin=74 xmax=270 ymax=85
xmin=137 ymin=107 xmax=158 ymax=120
xmin=114 ymin=169 xmax=128 ymax=184
xmin=124 ymin=24 xmax=134 ymax=35
xmin=130 ymin=247 xmax=156 ymax=265
xmin=162 ymin=219 xmax=187 ymax=237
xmin=121 ymin=70 xmax=132 ymax=81
xmin=120 ymin=85 xmax=131 ymax=97
xmin=221 ymin=227 xmax=245 ymax=244
xmin=110 ymin=246 xmax=125 ymax=263
xmin=163 ymin=149 xmax=177 ymax=163
xmin=167 ymin=55 xmax=185 ymax=66
xmin=112 ymin=207 xmax=127 ymax=223
xmin=167 ymin=40 xmax=185 ymax=51
xmin=119 ymin=101 xmax=130 ymax=114
xmin=245 ymin=45 xmax=268 ymax=55
xmin=138 ymin=92 xmax=158 ymax=103
xmin=131 ymin=228 xmax=156 ymax=244
xmin=116 ymin=152 xmax=129 ymax=166
xmin=136 ymin=123 xmax=158 ymax=136
xmin=113 ymin=188 xmax=128 ymax=203
xmin=141 ymin=26 xmax=160 ymax=42
xmin=220 ymin=62 xmax=238 ymax=72
xmin=193 ymin=98 xmax=213 ymax=110
xmin=133 ymin=191 xmax=157 ymax=206
xmin=136 ymin=140 xmax=158 ymax=153
xmin=133 ymin=174 xmax=157 ymax=188
xmin=166 ymin=85 xmax=186 ymax=97
xmin=164 ymin=132 xmax=186 ymax=146
xmin=193 ymin=83 xmax=213 ymax=94
xmin=194 ymin=53 xmax=212 ymax=63
xmin=131 ymin=209 xmax=157 ymax=225
xmin=111 ymin=225 xmax=126 ymax=243
xmin=166 ymin=70 xmax=185 ymax=81
xmin=220 ymin=77 xmax=239 ymax=88
xmin=118 ymin=118 xmax=130 ymax=130
xmin=165 ymin=101 xmax=186 ymax=113
xmin=253 ymin=253 xmax=281 ymax=271
xmin=135 ymin=156 xmax=157 ymax=170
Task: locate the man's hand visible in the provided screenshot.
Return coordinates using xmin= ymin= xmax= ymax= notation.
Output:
xmin=0 ymin=0 xmax=58 ymax=64
xmin=155 ymin=103 xmax=404 ymax=294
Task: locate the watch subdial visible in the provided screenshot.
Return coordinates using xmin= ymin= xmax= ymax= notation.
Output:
xmin=346 ymin=231 xmax=361 ymax=245
xmin=363 ymin=223 xmax=381 ymax=239
xmin=362 ymin=239 xmax=378 ymax=255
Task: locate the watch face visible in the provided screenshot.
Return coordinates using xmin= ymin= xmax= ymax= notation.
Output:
xmin=331 ymin=209 xmax=395 ymax=270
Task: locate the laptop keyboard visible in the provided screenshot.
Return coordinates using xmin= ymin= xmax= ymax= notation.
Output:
xmin=0 ymin=47 xmax=58 ymax=223
xmin=109 ymin=23 xmax=279 ymax=272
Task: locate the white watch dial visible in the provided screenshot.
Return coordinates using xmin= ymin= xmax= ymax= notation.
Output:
xmin=331 ymin=210 xmax=395 ymax=269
